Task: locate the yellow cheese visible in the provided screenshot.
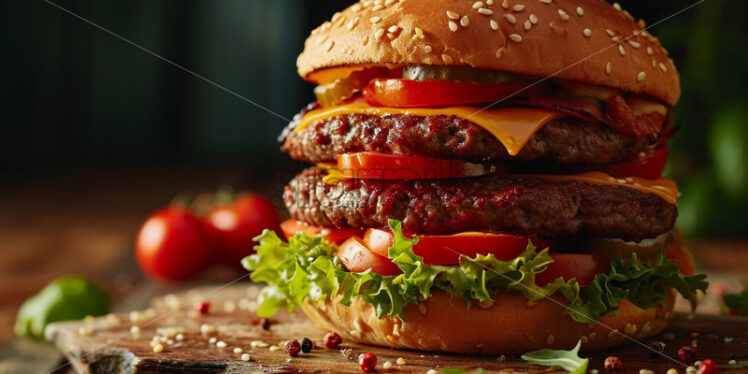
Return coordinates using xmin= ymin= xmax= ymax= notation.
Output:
xmin=527 ymin=172 xmax=678 ymax=204
xmin=296 ymin=102 xmax=562 ymax=156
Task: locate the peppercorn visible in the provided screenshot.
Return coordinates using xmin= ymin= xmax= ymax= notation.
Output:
xmin=678 ymin=345 xmax=698 ymax=363
xmin=301 ymin=337 xmax=314 ymax=353
xmin=697 ymin=359 xmax=717 ymax=374
xmin=324 ymin=332 xmax=343 ymax=349
xmin=261 ymin=318 xmax=272 ymax=330
xmin=604 ymin=356 xmax=623 ymax=371
xmin=193 ymin=301 xmax=210 ymax=315
xmin=359 ymin=352 xmax=377 ymax=373
xmin=285 ymin=340 xmax=301 ymax=357
xmin=649 ymin=341 xmax=666 ymax=359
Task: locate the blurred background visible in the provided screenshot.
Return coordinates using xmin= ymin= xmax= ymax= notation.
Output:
xmin=0 ymin=0 xmax=746 ymax=348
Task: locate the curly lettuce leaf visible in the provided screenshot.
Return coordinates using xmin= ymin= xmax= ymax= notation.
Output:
xmin=522 ymin=340 xmax=589 ymax=374
xmin=243 ymin=220 xmax=708 ymax=323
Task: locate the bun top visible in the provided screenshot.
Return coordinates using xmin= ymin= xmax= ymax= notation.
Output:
xmin=297 ymin=0 xmax=680 ymax=106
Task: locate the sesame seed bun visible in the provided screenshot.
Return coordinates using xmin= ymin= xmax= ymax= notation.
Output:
xmin=297 ymin=0 xmax=680 ymax=106
xmin=301 ymin=290 xmax=675 ymax=355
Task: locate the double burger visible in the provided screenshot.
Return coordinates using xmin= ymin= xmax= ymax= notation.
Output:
xmin=244 ymin=0 xmax=708 ymax=354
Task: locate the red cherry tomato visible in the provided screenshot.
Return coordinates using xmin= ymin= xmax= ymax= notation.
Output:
xmin=535 ymin=254 xmax=611 ymax=287
xmin=336 ymin=152 xmax=493 ymax=180
xmin=203 ymin=194 xmax=281 ymax=266
xmin=337 ymin=237 xmax=401 ymax=276
xmin=363 ymin=79 xmax=538 ymax=108
xmin=280 ymin=219 xmax=363 ymax=245
xmin=363 ymin=228 xmax=553 ymax=265
xmin=135 ymin=207 xmax=214 ymax=281
xmin=605 ymin=147 xmax=669 ymax=180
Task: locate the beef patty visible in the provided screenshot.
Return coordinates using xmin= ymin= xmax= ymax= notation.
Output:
xmin=284 ymin=168 xmax=677 ymax=240
xmin=281 ymin=110 xmax=651 ymax=164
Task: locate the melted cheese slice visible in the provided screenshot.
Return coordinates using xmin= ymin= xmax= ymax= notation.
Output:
xmin=296 ymin=102 xmax=562 ymax=156
xmin=527 ymin=172 xmax=678 ymax=204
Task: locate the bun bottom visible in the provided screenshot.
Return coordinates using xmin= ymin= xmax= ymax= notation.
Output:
xmin=301 ymin=291 xmax=674 ymax=355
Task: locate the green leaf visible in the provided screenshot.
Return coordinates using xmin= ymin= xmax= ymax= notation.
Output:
xmin=522 ymin=340 xmax=589 ymax=374
xmin=723 ymin=287 xmax=748 ymax=316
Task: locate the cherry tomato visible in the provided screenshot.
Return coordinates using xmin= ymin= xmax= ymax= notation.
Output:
xmin=337 ymin=237 xmax=401 ymax=276
xmin=535 ymin=254 xmax=611 ymax=287
xmin=363 ymin=228 xmax=553 ymax=265
xmin=605 ymin=147 xmax=669 ymax=180
xmin=363 ymin=79 xmax=537 ymax=108
xmin=336 ymin=152 xmax=492 ymax=180
xmin=203 ymin=194 xmax=281 ymax=266
xmin=280 ymin=219 xmax=363 ymax=245
xmin=135 ymin=207 xmax=214 ymax=281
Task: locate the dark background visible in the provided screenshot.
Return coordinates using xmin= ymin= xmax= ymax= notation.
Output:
xmin=1 ymin=0 xmax=747 ymax=237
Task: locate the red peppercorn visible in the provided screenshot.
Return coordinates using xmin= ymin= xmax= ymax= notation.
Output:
xmin=698 ymin=359 xmax=718 ymax=374
xmin=604 ymin=356 xmax=623 ymax=371
xmin=324 ymin=332 xmax=343 ymax=349
xmin=678 ymin=345 xmax=698 ymax=363
xmin=359 ymin=353 xmax=377 ymax=373
xmin=193 ymin=301 xmax=211 ymax=315
xmin=285 ymin=340 xmax=301 ymax=357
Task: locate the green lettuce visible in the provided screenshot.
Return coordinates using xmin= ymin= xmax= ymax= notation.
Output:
xmin=242 ymin=220 xmax=707 ymax=322
xmin=522 ymin=340 xmax=589 ymax=374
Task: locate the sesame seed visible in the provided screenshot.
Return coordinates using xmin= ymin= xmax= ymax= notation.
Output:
xmin=268 ymin=345 xmax=281 ymax=351
xmin=370 ymin=16 xmax=382 ymax=23
xmin=608 ymin=329 xmax=619 ymax=338
xmin=326 ymin=40 xmax=335 ymax=52
xmin=375 ymin=28 xmax=386 ymax=39
xmin=646 ymin=46 xmax=654 ymax=55
xmin=388 ymin=25 xmax=400 ymax=33
xmin=383 ymin=361 xmax=393 ymax=369
xmin=490 ymin=19 xmax=499 ymax=30
xmin=652 ymin=58 xmax=657 ymax=67
xmin=414 ymin=27 xmax=424 ymax=38
xmin=667 ymin=369 xmax=679 ymax=374
xmin=605 ymin=29 xmax=616 ymax=37
xmin=460 ymin=16 xmax=470 ymax=27
xmin=558 ymin=9 xmax=569 ymax=20
xmin=241 ymin=353 xmax=250 ymax=361
xmin=495 ymin=47 xmax=506 ymax=58
xmin=539 ymin=0 xmax=551 ymax=3
xmin=362 ymin=36 xmax=370 ymax=46
xmin=524 ymin=20 xmax=531 ymax=30
xmin=618 ymin=45 xmax=626 ymax=55
xmin=623 ymin=10 xmax=634 ymax=20
xmin=396 ymin=357 xmax=406 ymax=365
xmin=637 ymin=71 xmax=646 ymax=82
xmin=347 ymin=18 xmax=359 ymax=30
xmin=583 ymin=28 xmax=591 ymax=37
xmin=509 ymin=33 xmax=523 ymax=42
xmin=611 ymin=36 xmax=620 ymax=42
xmin=487 ymin=0 xmax=494 ymax=4
xmin=613 ymin=2 xmax=622 ymax=11
xmin=659 ymin=62 xmax=668 ymax=72
xmin=427 ymin=370 xmax=438 ymax=374
xmin=473 ymin=1 xmax=484 ymax=9
xmin=529 ymin=14 xmax=538 ymax=24
xmin=448 ymin=21 xmax=458 ymax=32
xmin=209 ymin=337 xmax=217 ymax=344
xmin=424 ymin=45 xmax=432 ymax=53
xmin=686 ymin=367 xmax=697 ymax=374
xmin=504 ymin=13 xmax=516 ymax=24
xmin=512 ymin=4 xmax=525 ymax=12
xmin=352 ymin=4 xmax=362 ymax=12
xmin=130 ymin=326 xmax=141 ymax=336
xmin=153 ymin=343 xmax=164 ymax=353
xmin=234 ymin=347 xmax=243 ymax=354
xmin=216 ymin=341 xmax=227 ymax=348
xmin=546 ymin=334 xmax=555 ymax=344
xmin=581 ymin=335 xmax=589 ymax=343
xmin=446 ymin=10 xmax=459 ymax=20
xmin=628 ymin=40 xmax=641 ymax=48
xmin=78 ymin=326 xmax=93 ymax=336
xmin=605 ymin=62 xmax=612 ymax=74
xmin=640 ymin=370 xmax=654 ymax=374
xmin=479 ymin=8 xmax=494 ymax=15
xmin=502 ymin=0 xmax=510 ymax=9
xmin=576 ymin=6 xmax=584 ymax=16
xmin=371 ymin=4 xmax=384 ymax=11
xmin=441 ymin=54 xmax=454 ymax=64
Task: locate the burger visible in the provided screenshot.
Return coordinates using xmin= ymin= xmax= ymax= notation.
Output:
xmin=244 ymin=0 xmax=708 ymax=354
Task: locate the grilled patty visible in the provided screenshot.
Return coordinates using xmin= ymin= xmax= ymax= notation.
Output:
xmin=284 ymin=167 xmax=677 ymax=240
xmin=281 ymin=110 xmax=651 ymax=164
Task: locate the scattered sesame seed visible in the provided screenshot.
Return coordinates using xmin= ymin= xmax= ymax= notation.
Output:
xmin=448 ymin=21 xmax=458 ymax=32
xmin=613 ymin=2 xmax=622 ymax=11
xmin=502 ymin=0 xmax=510 ymax=9
xmin=216 ymin=341 xmax=227 ymax=348
xmin=388 ymin=25 xmax=400 ymax=33
xmin=618 ymin=45 xmax=626 ymax=56
xmin=546 ymin=335 xmax=555 ymax=344
xmin=539 ymin=0 xmax=552 ymax=3
xmin=446 ymin=10 xmax=460 ymax=20
xmin=605 ymin=29 xmax=616 ymax=37
xmin=268 ymin=345 xmax=281 ymax=352
xmin=558 ymin=9 xmax=569 ymax=21
xmin=667 ymin=369 xmax=679 ymax=374
xmin=209 ymin=337 xmax=217 ymax=344
xmin=473 ymin=1 xmax=484 ymax=9
xmin=479 ymin=8 xmax=494 ymax=15
xmin=382 ymin=360 xmax=393 ymax=369
xmin=646 ymin=46 xmax=654 ymax=55
xmin=524 ymin=20 xmax=531 ymax=30
xmin=129 ymin=311 xmax=141 ymax=323
xmin=153 ymin=343 xmax=164 ymax=353
xmin=427 ymin=370 xmax=438 ymax=374
xmin=487 ymin=0 xmax=494 ymax=4
xmin=234 ymin=347 xmax=243 ymax=354
xmin=640 ymin=370 xmax=654 ymax=374
xmin=375 ymin=28 xmax=386 ymax=39
xmin=652 ymin=58 xmax=657 ymax=67
xmin=326 ymin=40 xmax=335 ymax=52
xmin=583 ymin=28 xmax=592 ymax=37
xmin=460 ymin=16 xmax=470 ymax=27
xmin=414 ymin=27 xmax=424 ymax=38
xmin=529 ymin=14 xmax=538 ymax=24
xmin=490 ymin=19 xmax=499 ymax=30
xmin=370 ymin=16 xmax=382 ymax=23
xmin=659 ymin=62 xmax=668 ymax=72
xmin=637 ymin=71 xmax=646 ymax=82
xmin=590 ymin=370 xmax=599 ymax=374
xmin=78 ymin=326 xmax=93 ymax=336
xmin=441 ymin=54 xmax=454 ymax=64
xmin=509 ymin=33 xmax=523 ymax=42
xmin=686 ymin=366 xmax=697 ymax=374
xmin=495 ymin=47 xmax=506 ymax=59
xmin=347 ymin=18 xmax=360 ymax=30
xmin=424 ymin=45 xmax=432 ymax=53
xmin=623 ymin=10 xmax=634 ymax=20
xmin=130 ymin=326 xmax=141 ymax=336
xmin=512 ymin=4 xmax=525 ymax=12
xmin=176 ymin=333 xmax=184 ymax=341
xmin=608 ymin=329 xmax=619 ymax=338
xmin=611 ymin=36 xmax=620 ymax=42
xmin=504 ymin=13 xmax=516 ymax=24
xmin=729 ymin=360 xmax=737 ymax=366
xmin=576 ymin=6 xmax=584 ymax=16
xmin=396 ymin=357 xmax=406 ymax=365
xmin=628 ymin=40 xmax=641 ymax=48
xmin=241 ymin=353 xmax=251 ymax=362
xmin=372 ymin=4 xmax=384 ymax=11
xmin=200 ymin=324 xmax=216 ymax=335
xmin=724 ymin=336 xmax=734 ymax=343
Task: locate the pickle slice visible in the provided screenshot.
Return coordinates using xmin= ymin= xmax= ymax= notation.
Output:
xmin=402 ymin=65 xmax=523 ymax=84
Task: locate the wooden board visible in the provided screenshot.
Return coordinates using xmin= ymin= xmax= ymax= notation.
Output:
xmin=46 ymin=284 xmax=748 ymax=374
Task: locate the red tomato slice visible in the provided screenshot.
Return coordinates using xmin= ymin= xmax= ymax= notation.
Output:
xmin=337 ymin=152 xmax=493 ymax=180
xmin=605 ymin=147 xmax=669 ymax=180
xmin=535 ymin=254 xmax=611 ymax=287
xmin=337 ymin=237 xmax=402 ymax=276
xmin=280 ymin=219 xmax=363 ymax=245
xmin=363 ymin=79 xmax=538 ymax=108
xmin=363 ymin=228 xmax=553 ymax=266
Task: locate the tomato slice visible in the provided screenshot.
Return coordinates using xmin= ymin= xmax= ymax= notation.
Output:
xmin=363 ymin=79 xmax=537 ymax=108
xmin=337 ymin=236 xmax=402 ymax=276
xmin=605 ymin=147 xmax=669 ymax=180
xmin=336 ymin=152 xmax=493 ymax=180
xmin=280 ymin=219 xmax=363 ymax=245
xmin=535 ymin=254 xmax=611 ymax=287
xmin=363 ymin=228 xmax=553 ymax=266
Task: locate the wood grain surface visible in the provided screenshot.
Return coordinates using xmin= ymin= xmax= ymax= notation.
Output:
xmin=46 ymin=284 xmax=748 ymax=374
